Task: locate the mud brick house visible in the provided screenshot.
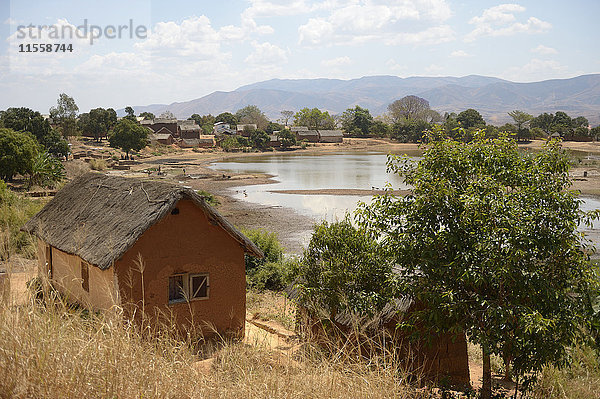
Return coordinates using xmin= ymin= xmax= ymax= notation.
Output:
xmin=142 ymin=118 xmax=180 ymax=138
xmin=286 ymin=284 xmax=470 ymax=387
xmin=178 ymin=121 xmax=202 ymax=139
xmin=22 ymin=173 xmax=262 ymax=337
xmin=295 ymin=129 xmax=320 ymax=143
xmin=318 ymin=130 xmax=344 ymax=143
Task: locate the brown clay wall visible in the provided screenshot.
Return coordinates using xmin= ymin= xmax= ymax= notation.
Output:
xmin=37 ymin=241 xmax=117 ymax=310
xmin=113 ymin=199 xmax=246 ymax=338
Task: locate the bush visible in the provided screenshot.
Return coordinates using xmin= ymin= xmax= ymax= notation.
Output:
xmin=0 ymin=128 xmax=39 ymax=181
xmin=89 ymin=158 xmax=106 ymax=171
xmin=248 ymin=259 xmax=296 ymax=291
xmin=29 ymin=152 xmax=65 ymax=188
xmin=241 ymin=228 xmax=290 ymax=291
xmin=0 ymin=181 xmax=45 ymax=259
xmin=196 ymin=190 xmax=220 ymax=207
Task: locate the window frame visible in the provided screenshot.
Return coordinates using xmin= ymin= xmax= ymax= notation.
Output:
xmin=167 ymin=272 xmax=209 ymax=305
xmin=189 ymin=273 xmax=210 ymax=301
xmin=168 ymin=273 xmax=188 ymax=304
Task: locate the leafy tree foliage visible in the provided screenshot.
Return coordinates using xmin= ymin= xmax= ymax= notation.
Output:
xmin=456 ymin=108 xmax=485 ymax=129
xmin=280 ymin=110 xmax=294 ymax=126
xmin=249 ymin=129 xmax=270 ymax=150
xmin=339 ymin=106 xmax=373 ymax=136
xmin=0 ymin=128 xmax=39 ymax=181
xmin=235 ymin=105 xmax=269 ymax=130
xmin=0 ymin=107 xmax=68 ymax=157
xmin=215 ymin=112 xmax=238 ymax=126
xmin=508 ymin=110 xmax=533 ymax=141
xmin=108 ymin=119 xmax=149 ymax=156
xmin=358 ymin=129 xmax=599 ymax=398
xmin=49 ymin=93 xmax=79 ymax=137
xmin=29 ymin=152 xmax=65 ymax=188
xmin=293 ymin=107 xmax=335 ymax=130
xmin=391 ymin=119 xmax=430 ymax=142
xmin=295 ymin=218 xmax=395 ymax=316
xmin=78 ymin=108 xmax=117 ymax=142
xmin=124 ymin=106 xmax=136 ymax=121
xmin=369 ymin=120 xmax=391 ymax=137
xmin=387 ymin=95 xmax=437 ymax=123
xmin=139 ymin=112 xmax=155 ymax=120
xmin=530 ymin=112 xmax=554 ymax=135
xmin=277 ymin=130 xmax=297 ymax=149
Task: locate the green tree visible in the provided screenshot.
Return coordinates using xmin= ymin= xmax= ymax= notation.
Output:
xmin=108 ymin=119 xmax=149 ymax=157
xmin=339 ymin=106 xmax=373 ymax=136
xmin=124 ymin=106 xmax=137 ymax=121
xmin=0 ymin=107 xmax=68 ymax=157
xmin=0 ymin=128 xmax=39 ymax=181
xmin=277 ymin=130 xmax=297 ymax=149
xmin=591 ymin=125 xmax=600 ymax=141
xmin=215 ymin=112 xmax=238 ymax=126
xmin=235 ymin=105 xmax=269 ymax=130
xmin=280 ymin=110 xmax=294 ymax=126
xmin=139 ymin=112 xmax=155 ymax=120
xmin=457 ymin=108 xmax=485 ymax=129
xmin=391 ymin=119 xmax=430 ymax=143
xmin=551 ymin=111 xmax=573 ymax=138
xmin=369 ymin=120 xmax=391 ymax=137
xmin=295 ymin=218 xmax=395 ymax=316
xmin=358 ymin=129 xmax=599 ymax=398
xmin=249 ymin=129 xmax=270 ymax=150
xmin=531 ymin=113 xmax=554 ymax=135
xmin=508 ymin=110 xmax=533 ymax=141
xmin=293 ymin=108 xmax=335 ymax=130
xmin=387 ymin=95 xmax=433 ymax=123
xmin=49 ymin=93 xmax=79 ymax=137
xmin=29 ymin=152 xmax=65 ymax=188
xmin=79 ymin=108 xmax=117 ymax=142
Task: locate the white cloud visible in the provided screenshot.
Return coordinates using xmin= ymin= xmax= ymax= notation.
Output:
xmin=531 ymin=44 xmax=558 ymax=55
xmin=503 ymin=58 xmax=569 ymax=81
xmin=465 ymin=4 xmax=551 ymax=42
xmin=450 ymin=50 xmax=471 ymax=57
xmin=245 ymin=41 xmax=288 ymax=65
xmin=425 ymin=63 xmax=444 ymax=74
xmin=321 ymin=56 xmax=351 ymax=67
xmin=298 ymin=0 xmax=454 ymax=46
xmin=385 ymin=58 xmax=408 ymax=72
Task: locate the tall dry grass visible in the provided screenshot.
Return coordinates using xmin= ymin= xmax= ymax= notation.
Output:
xmin=0 ymin=279 xmax=431 ymax=399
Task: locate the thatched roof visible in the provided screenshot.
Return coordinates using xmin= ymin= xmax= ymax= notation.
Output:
xmin=22 ymin=173 xmax=263 ymax=269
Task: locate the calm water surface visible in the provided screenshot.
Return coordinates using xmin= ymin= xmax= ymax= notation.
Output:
xmin=210 ymin=151 xmax=600 ymax=249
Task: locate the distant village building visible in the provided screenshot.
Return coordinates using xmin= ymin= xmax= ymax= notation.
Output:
xmin=150 ymin=133 xmax=175 ymax=145
xmin=179 ymin=135 xmax=216 ymax=148
xmin=290 ymin=126 xmax=309 ymax=132
xmin=213 ymin=122 xmax=235 ymax=135
xmin=179 ymin=122 xmax=202 ymax=139
xmin=318 ymin=130 xmax=344 ymax=143
xmin=22 ymin=173 xmax=262 ymax=337
xmin=295 ymin=129 xmax=320 ymax=143
xmin=143 ymin=118 xmax=180 ymax=138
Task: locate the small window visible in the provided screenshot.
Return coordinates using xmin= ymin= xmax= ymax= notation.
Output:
xmin=190 ymin=274 xmax=209 ymax=299
xmin=168 ymin=274 xmax=187 ymax=303
xmin=81 ymin=261 xmax=89 ymax=292
xmin=168 ymin=273 xmax=209 ymax=304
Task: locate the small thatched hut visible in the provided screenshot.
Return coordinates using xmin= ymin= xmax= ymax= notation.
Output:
xmin=22 ymin=173 xmax=262 ymax=338
xmin=285 ymin=284 xmax=470 ymax=388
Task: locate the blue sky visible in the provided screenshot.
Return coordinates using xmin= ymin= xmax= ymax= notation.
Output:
xmin=1 ymin=0 xmax=598 ymax=113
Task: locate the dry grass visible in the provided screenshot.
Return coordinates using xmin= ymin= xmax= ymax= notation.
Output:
xmin=246 ymin=289 xmax=296 ymax=330
xmin=88 ymin=158 xmax=107 ymax=171
xmin=0 ymin=280 xmax=433 ymax=399
xmin=0 ymin=187 xmax=45 ymax=260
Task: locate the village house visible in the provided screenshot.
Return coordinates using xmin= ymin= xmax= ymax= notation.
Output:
xmin=213 ymin=122 xmax=235 ymax=135
xmin=142 ymin=118 xmax=180 ymax=138
xmin=149 ymin=132 xmax=175 ymax=145
xmin=318 ymin=130 xmax=344 ymax=143
xmin=286 ymin=283 xmax=470 ymax=387
xmin=268 ymin=135 xmax=281 ymax=148
xmin=178 ymin=120 xmax=202 ymax=139
xmin=22 ymin=173 xmax=262 ymax=338
xmin=295 ymin=129 xmax=320 ymax=143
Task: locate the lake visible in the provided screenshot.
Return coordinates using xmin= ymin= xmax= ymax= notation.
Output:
xmin=210 ymin=151 xmax=600 ymax=249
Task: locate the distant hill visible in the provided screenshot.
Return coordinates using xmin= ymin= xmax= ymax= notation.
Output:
xmin=122 ymin=74 xmax=600 ymax=125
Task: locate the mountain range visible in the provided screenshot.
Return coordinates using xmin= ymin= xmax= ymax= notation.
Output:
xmin=122 ymin=74 xmax=600 ymax=125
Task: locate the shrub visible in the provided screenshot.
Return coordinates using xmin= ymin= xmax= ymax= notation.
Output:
xmin=196 ymin=190 xmax=220 ymax=207
xmin=89 ymin=158 xmax=106 ymax=171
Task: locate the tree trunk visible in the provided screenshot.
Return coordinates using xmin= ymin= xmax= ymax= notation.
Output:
xmin=482 ymin=346 xmax=492 ymax=399
xmin=503 ymin=356 xmax=512 ymax=382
